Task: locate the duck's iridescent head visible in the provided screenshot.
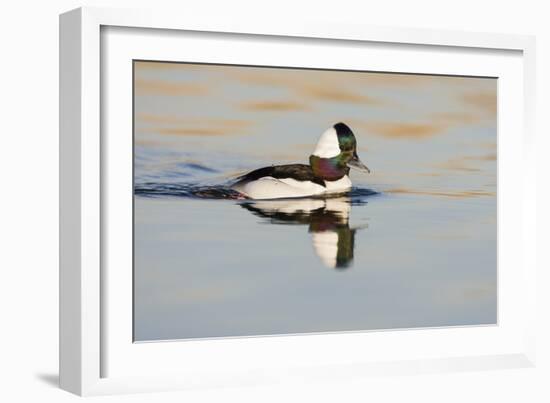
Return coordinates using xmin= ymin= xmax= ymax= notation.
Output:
xmin=309 ymin=122 xmax=370 ymax=180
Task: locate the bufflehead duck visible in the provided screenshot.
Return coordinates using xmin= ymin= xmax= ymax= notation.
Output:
xmin=232 ymin=122 xmax=370 ymax=200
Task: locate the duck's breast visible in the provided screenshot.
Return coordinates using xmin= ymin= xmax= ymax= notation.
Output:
xmin=324 ymin=176 xmax=352 ymax=193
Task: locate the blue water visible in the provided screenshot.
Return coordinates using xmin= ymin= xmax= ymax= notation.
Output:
xmin=133 ymin=149 xmax=496 ymax=341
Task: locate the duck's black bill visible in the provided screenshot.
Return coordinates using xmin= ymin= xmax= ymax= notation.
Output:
xmin=348 ymin=155 xmax=370 ymax=173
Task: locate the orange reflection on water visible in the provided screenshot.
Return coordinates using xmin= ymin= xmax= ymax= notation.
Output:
xmin=239 ymin=100 xmax=310 ymax=111
xmin=134 ymin=79 xmax=208 ymax=96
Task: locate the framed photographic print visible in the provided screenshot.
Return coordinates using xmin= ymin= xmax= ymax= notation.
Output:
xmin=60 ymin=7 xmax=537 ymax=396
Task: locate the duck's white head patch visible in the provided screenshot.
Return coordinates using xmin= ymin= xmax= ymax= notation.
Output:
xmin=312 ymin=127 xmax=340 ymax=158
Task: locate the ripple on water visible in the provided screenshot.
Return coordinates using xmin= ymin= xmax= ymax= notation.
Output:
xmin=134 ymin=182 xmax=379 ymax=202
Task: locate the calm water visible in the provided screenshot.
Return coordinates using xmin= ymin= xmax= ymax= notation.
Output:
xmin=133 ymin=62 xmax=497 ymax=341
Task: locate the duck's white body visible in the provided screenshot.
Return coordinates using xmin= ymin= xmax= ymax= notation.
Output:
xmin=232 ymin=175 xmax=352 ymax=200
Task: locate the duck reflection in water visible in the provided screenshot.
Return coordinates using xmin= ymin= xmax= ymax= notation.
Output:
xmin=240 ymin=197 xmax=366 ymax=269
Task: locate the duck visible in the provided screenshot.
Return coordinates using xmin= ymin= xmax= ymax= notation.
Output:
xmin=231 ymin=122 xmax=370 ymax=200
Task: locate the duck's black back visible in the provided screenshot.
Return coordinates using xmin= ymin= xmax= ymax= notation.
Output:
xmin=234 ymin=164 xmax=326 ymax=187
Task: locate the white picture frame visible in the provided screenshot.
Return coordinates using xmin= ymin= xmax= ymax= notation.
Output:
xmin=59 ymin=6 xmax=537 ymax=396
